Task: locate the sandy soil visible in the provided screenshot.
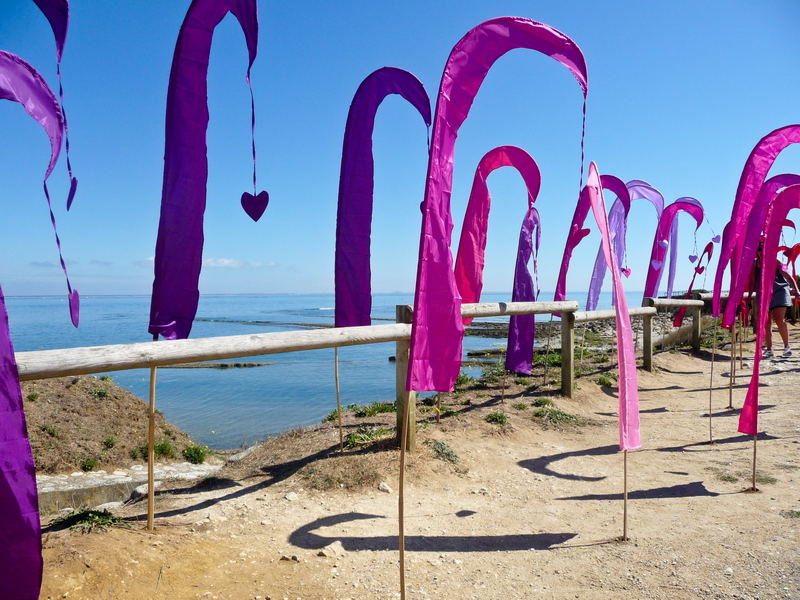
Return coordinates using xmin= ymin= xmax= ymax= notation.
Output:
xmin=37 ymin=330 xmax=800 ymax=600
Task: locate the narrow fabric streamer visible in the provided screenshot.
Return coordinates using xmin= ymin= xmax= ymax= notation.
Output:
xmin=334 ymin=67 xmax=431 ymax=328
xmin=739 ymin=184 xmax=800 ymax=435
xmin=713 ymin=125 xmax=800 ymax=316
xmin=149 ymin=0 xmax=260 ymax=340
xmin=584 ymin=163 xmax=640 ymax=450
xmin=33 ymin=0 xmax=78 ymax=209
xmin=506 ymin=206 xmax=541 ymax=373
xmin=408 ymin=17 xmax=588 ymax=392
xmin=0 ymin=50 xmax=78 ymax=326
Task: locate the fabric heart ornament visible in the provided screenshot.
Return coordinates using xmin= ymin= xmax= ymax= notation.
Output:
xmin=712 ymin=235 xmax=721 ymax=243
xmin=651 ymin=259 xmax=663 ymax=270
xmin=688 ymin=254 xmax=698 ymax=263
xmin=658 ymin=239 xmax=669 ymax=249
xmin=695 ymin=266 xmax=706 ymax=275
xmin=621 ymin=267 xmax=631 ymax=278
xmin=66 ymin=177 xmax=78 ymax=211
xmin=241 ymin=190 xmax=269 ymax=222
xmin=68 ymin=289 xmax=80 ymax=328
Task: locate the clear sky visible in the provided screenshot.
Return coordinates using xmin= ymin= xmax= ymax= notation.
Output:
xmin=0 ymin=0 xmax=798 ymax=301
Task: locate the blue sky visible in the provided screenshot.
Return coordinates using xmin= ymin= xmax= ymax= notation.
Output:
xmin=0 ymin=0 xmax=798 ymax=302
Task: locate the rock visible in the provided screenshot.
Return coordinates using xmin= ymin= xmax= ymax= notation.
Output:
xmin=279 ymin=555 xmax=300 ymax=562
xmin=228 ymin=445 xmax=258 ymax=462
xmin=318 ymin=541 xmax=346 ymax=558
xmin=93 ymin=501 xmax=123 ymax=511
xmin=378 ymin=482 xmax=392 ymax=493
xmin=129 ymin=481 xmax=163 ymax=502
xmin=284 ymin=492 xmax=299 ymax=502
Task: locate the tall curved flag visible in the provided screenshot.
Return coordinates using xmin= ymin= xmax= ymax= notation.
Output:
xmin=150 ymin=0 xmax=260 ymax=340
xmin=408 ymin=17 xmax=588 ymax=392
xmin=0 ymin=49 xmax=83 ymax=600
xmin=454 ymin=145 xmax=541 ymax=319
xmin=740 ymin=184 xmax=800 ymax=435
xmin=722 ymin=173 xmax=800 ymax=328
xmin=713 ymin=125 xmax=800 ymax=316
xmin=585 ymin=163 xmax=640 ymax=450
xmin=451 ymin=145 xmax=542 ymax=374
xmin=554 ymin=174 xmax=629 ymax=304
xmin=664 ymin=197 xmax=704 ymax=299
xmin=506 ymin=205 xmax=541 ymax=373
xmin=643 ymin=199 xmax=703 ymax=300
xmin=33 ymin=0 xmax=77 ymax=209
xmin=334 ymin=67 xmax=431 ymax=328
xmin=586 ymin=179 xmax=664 ymax=311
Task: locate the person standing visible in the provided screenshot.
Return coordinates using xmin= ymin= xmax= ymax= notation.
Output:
xmin=763 ymin=263 xmax=800 ymax=358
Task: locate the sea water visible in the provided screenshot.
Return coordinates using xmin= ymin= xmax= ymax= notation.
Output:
xmin=5 ymin=291 xmax=638 ymax=449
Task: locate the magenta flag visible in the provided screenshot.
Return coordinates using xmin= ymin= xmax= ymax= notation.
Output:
xmin=585 ymin=163 xmax=640 ymax=450
xmin=334 ymin=67 xmax=431 ymax=328
xmin=149 ymin=0 xmax=260 ymax=340
xmin=713 ymin=125 xmax=800 ymax=316
xmin=506 ymin=205 xmax=541 ymax=373
xmin=454 ymin=145 xmax=541 ymax=322
xmin=554 ymin=174 xmax=627 ymax=305
xmin=740 ymin=184 xmax=800 ymax=435
xmin=586 ymin=179 xmax=664 ymax=311
xmin=643 ymin=199 xmax=703 ymax=300
xmin=722 ymin=174 xmax=800 ymax=328
xmin=451 ymin=145 xmax=542 ymax=374
xmin=407 ymin=17 xmax=588 ymax=392
xmin=0 ymin=50 xmax=78 ymax=327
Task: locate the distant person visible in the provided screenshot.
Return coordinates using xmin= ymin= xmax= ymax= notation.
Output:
xmin=763 ymin=262 xmax=800 ymax=358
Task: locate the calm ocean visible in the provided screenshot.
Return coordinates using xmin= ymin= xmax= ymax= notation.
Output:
xmin=5 ymin=291 xmax=636 ymax=449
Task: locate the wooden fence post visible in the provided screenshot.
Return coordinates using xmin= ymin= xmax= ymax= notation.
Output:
xmin=561 ymin=314 xmax=574 ymax=398
xmin=643 ymin=313 xmax=653 ymax=372
xmin=395 ymin=305 xmax=416 ymax=451
xmin=691 ymin=306 xmax=702 ymax=352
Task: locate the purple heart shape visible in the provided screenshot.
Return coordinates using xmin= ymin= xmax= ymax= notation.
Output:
xmin=241 ymin=190 xmax=269 ymax=222
xmin=621 ymin=267 xmax=631 ymax=278
xmin=66 ymin=177 xmax=78 ymax=211
xmin=658 ymin=239 xmax=669 ymax=249
xmin=712 ymin=235 xmax=721 ymax=243
xmin=651 ymin=259 xmax=663 ymax=270
xmin=688 ymin=254 xmax=698 ymax=263
xmin=68 ymin=289 xmax=80 ymax=328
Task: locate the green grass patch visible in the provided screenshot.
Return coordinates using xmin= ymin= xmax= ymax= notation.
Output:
xmin=353 ymin=402 xmax=395 ymax=417
xmin=781 ymin=509 xmax=800 ymax=519
xmin=183 ymin=445 xmax=208 ymax=464
xmin=424 ymin=439 xmax=460 ymax=463
xmin=485 ymin=412 xmax=508 ymax=425
xmin=344 ymin=426 xmax=392 ymax=448
xmin=531 ymin=397 xmax=554 ymax=407
xmin=52 ymin=509 xmax=133 ymax=533
xmin=41 ymin=424 xmax=58 ymax=437
xmin=533 ymin=408 xmax=576 ymax=428
xmin=79 ymin=458 xmax=98 ymax=472
xmin=596 ymin=375 xmax=615 ymax=387
xmin=533 ymin=352 xmax=561 ymax=367
xmin=90 ymin=388 xmax=109 ymax=399
xmin=26 ymin=392 xmax=40 ymax=402
xmin=511 ymin=403 xmax=528 ymax=410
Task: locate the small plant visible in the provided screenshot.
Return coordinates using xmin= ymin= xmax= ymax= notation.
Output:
xmin=99 ymin=375 xmax=113 ymax=382
xmin=52 ymin=509 xmax=132 ymax=533
xmin=26 ymin=392 xmax=40 ymax=402
xmin=781 ymin=509 xmax=800 ymax=519
xmin=596 ymin=375 xmax=615 ymax=387
xmin=40 ymin=424 xmax=58 ymax=437
xmin=80 ymin=458 xmax=98 ymax=472
xmin=130 ymin=445 xmax=147 ymax=461
xmin=533 ymin=408 xmax=576 ymax=428
xmin=532 ymin=397 xmax=554 ymax=407
xmin=344 ymin=426 xmax=392 ymax=448
xmin=424 ymin=439 xmax=460 ymax=463
xmin=755 ymin=473 xmax=777 ymax=485
xmin=511 ymin=403 xmax=528 ymax=410
xmin=183 ymin=445 xmax=208 ymax=464
xmin=514 ymin=377 xmax=529 ymax=386
xmin=720 ymin=474 xmax=738 ymax=483
xmin=455 ymin=371 xmax=472 ymax=389
xmin=102 ymin=436 xmax=118 ymax=449
xmin=162 ymin=427 xmax=175 ymax=438
xmin=486 ymin=412 xmax=508 ymax=425
xmin=480 ymin=360 xmax=506 ymax=382
xmin=154 ymin=440 xmax=176 ymax=459
xmin=533 ymin=352 xmax=561 ymax=367
xmin=90 ymin=389 xmax=109 ymax=399
xmin=461 ymin=398 xmax=472 ymax=406
xmin=353 ymin=402 xmax=395 ymax=417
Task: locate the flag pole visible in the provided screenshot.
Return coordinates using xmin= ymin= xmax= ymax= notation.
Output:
xmin=398 ymin=388 xmax=411 ymax=600
xmin=622 ymin=449 xmax=628 ymax=541
xmin=750 ymin=434 xmax=758 ymax=492
xmin=334 ymin=347 xmax=343 ymax=452
xmin=708 ymin=319 xmax=717 ymax=444
xmin=728 ymin=326 xmax=735 ymax=410
xmin=147 ymin=361 xmax=157 ymax=531
xmin=543 ymin=314 xmax=554 ymax=385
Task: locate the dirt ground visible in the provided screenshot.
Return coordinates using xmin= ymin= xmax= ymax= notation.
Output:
xmin=36 ymin=326 xmax=800 ymax=600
